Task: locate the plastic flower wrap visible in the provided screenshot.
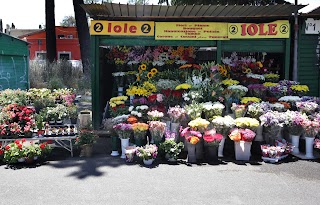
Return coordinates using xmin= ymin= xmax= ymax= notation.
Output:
xmin=202 ymin=101 xmax=225 ymax=119
xmin=148 ymin=121 xmax=166 ymax=142
xmin=259 ymin=111 xmax=285 ymax=128
xmin=113 ymin=123 xmax=132 ymax=139
xmin=136 ymin=144 xmax=158 ymax=160
xmin=184 ymin=102 xmax=203 ymax=120
xmin=296 ymin=101 xmax=318 ymax=114
xmin=228 ymin=128 xmax=256 ymax=142
xmin=283 ymin=110 xmax=309 ymax=136
xmin=167 ymin=105 xmax=186 ymax=123
xmin=240 ymin=97 xmax=261 ymax=104
xmin=188 ymin=117 xmax=210 ymax=132
xmin=278 ymin=96 xmax=301 ymax=103
xmin=231 ymin=103 xmax=246 ymax=118
xmin=247 ymin=102 xmax=271 ymax=119
xmin=234 ymin=117 xmax=260 ymax=130
xmin=147 ymin=110 xmax=164 ymax=121
xmin=211 ymin=116 xmax=235 ymax=136
xmin=180 ymin=127 xmax=202 ymax=144
xmin=261 ymin=139 xmax=294 ymax=158
xmin=302 ymin=119 xmax=320 ymax=137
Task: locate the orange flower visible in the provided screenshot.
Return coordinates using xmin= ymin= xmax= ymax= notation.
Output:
xmin=279 ymin=102 xmax=291 ymax=109
xmin=189 ymin=136 xmax=200 ymax=144
xmin=229 ymin=129 xmax=241 ymax=141
xmin=127 ymin=116 xmax=138 ymax=124
xmin=179 ymin=64 xmax=192 ymax=69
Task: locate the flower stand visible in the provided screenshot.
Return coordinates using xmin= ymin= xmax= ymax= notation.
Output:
xmin=205 ymin=145 xmax=219 ymax=163
xmin=290 ymin=134 xmax=301 ymax=154
xmin=186 ymin=141 xmax=197 ymax=164
xmin=120 ymin=138 xmax=129 ymax=159
xmin=218 ymin=137 xmax=226 ymax=157
xmin=304 ymin=136 xmax=315 ymax=159
xmin=143 ymin=158 xmax=154 ymax=166
xmin=110 ymin=136 xmax=120 ymax=157
xmin=234 ymin=141 xmax=252 ymax=161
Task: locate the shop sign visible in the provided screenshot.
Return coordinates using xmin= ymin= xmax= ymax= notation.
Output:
xmin=305 ymin=18 xmax=320 ymax=35
xmin=155 ymin=22 xmax=229 ymax=40
xmin=90 ymin=20 xmax=154 ymax=36
xmin=228 ymin=20 xmax=290 ymax=39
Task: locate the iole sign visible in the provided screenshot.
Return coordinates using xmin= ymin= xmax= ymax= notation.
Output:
xmin=228 ymin=20 xmax=289 ymax=39
xmin=90 ymin=20 xmax=154 ymax=36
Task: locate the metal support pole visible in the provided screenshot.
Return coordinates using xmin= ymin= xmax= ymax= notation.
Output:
xmin=293 ymin=0 xmax=299 ymax=81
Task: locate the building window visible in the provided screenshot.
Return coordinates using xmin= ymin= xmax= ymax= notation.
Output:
xmin=57 ymin=34 xmax=65 ymax=39
xmin=67 ymin=35 xmax=73 ymax=39
xmin=58 ymin=52 xmax=71 ymax=60
xmin=35 ymin=51 xmax=46 ymax=60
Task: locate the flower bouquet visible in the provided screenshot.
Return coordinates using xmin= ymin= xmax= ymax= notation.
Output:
xmin=148 ymin=121 xmax=166 ymax=144
xmin=136 ymin=144 xmax=158 ymax=165
xmin=234 ymin=117 xmax=260 ymax=130
xmin=290 ymin=84 xmax=309 ymax=96
xmin=184 ymin=102 xmax=203 ymax=120
xmin=159 ymin=139 xmax=184 ymax=161
xmin=302 ymin=119 xmax=320 ymax=138
xmin=202 ymin=101 xmax=225 ymax=120
xmin=261 ymin=139 xmax=293 ymax=163
xmin=188 ymin=118 xmax=210 ymax=133
xmin=132 ymin=122 xmax=149 ymax=146
xmin=113 ymin=123 xmax=132 ymax=139
xmin=147 ymin=110 xmax=164 ymax=121
xmin=229 ymin=128 xmax=256 ymax=161
xmin=211 ymin=116 xmax=235 ymax=136
xmin=264 ymin=73 xmax=280 ymax=83
xmin=240 ymin=97 xmax=261 ymax=105
xmin=247 ymin=84 xmax=267 ymax=100
xmin=283 ymin=110 xmax=308 ymax=136
xmin=259 ymin=111 xmax=285 ymax=144
xmin=296 ymin=101 xmax=318 ymax=115
xmin=227 ymin=85 xmax=248 ymax=100
xmin=229 ymin=128 xmax=256 ymax=142
xmin=203 ymin=130 xmax=223 ymax=146
xmin=314 ymin=139 xmax=320 ymax=149
xmin=167 ymin=105 xmax=186 ymax=123
xmin=231 ymin=103 xmax=246 ymax=118
xmin=246 ymin=102 xmax=270 ymax=120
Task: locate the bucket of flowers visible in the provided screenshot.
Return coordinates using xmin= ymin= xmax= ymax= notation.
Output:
xmin=132 ymin=122 xmax=149 ymax=147
xmin=180 ymin=127 xmax=203 ymax=163
xmin=136 ymin=144 xmax=158 ymax=166
xmin=229 ymin=128 xmax=256 ymax=161
xmin=203 ymin=129 xmax=223 ymax=163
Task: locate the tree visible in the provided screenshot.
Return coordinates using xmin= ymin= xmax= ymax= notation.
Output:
xmin=73 ymin=0 xmax=91 ymax=76
xmin=170 ymin=0 xmax=290 ymax=5
xmin=45 ymin=0 xmax=57 ymax=63
xmin=61 ymin=16 xmax=76 ymax=27
xmin=128 ymin=0 xmax=149 ymax=5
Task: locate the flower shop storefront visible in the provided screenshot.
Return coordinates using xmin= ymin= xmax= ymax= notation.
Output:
xmin=82 ymin=3 xmax=320 ymax=165
xmin=84 ymin=3 xmax=302 ymax=129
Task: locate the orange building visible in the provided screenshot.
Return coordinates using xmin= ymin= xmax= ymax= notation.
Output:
xmin=18 ymin=26 xmax=81 ymax=61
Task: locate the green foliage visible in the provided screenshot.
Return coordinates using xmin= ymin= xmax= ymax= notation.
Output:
xmin=48 ymin=78 xmax=64 ymax=90
xmin=159 ymin=140 xmax=184 ymax=159
xmin=75 ymin=129 xmax=98 ymax=146
xmin=60 ymin=16 xmax=76 ymax=27
xmin=0 ymin=89 xmax=28 ymax=106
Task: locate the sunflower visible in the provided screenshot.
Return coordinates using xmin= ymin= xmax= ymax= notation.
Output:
xmin=243 ymin=68 xmax=252 ymax=74
xmin=151 ymin=68 xmax=158 ymax=74
xmin=147 ymin=72 xmax=153 ymax=79
xmin=141 ymin=64 xmax=147 ymax=70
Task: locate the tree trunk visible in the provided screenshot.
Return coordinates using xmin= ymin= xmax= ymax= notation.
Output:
xmin=45 ymin=0 xmax=57 ymax=63
xmin=73 ymin=0 xmax=91 ymax=77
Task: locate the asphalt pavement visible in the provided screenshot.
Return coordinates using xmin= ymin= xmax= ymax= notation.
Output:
xmin=1 ymin=136 xmax=320 ymax=205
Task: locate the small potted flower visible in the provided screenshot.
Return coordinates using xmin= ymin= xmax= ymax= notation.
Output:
xmin=136 ymin=144 xmax=158 ymax=165
xmin=75 ymin=129 xmax=98 ymax=157
xmin=159 ymin=139 xmax=184 ymax=162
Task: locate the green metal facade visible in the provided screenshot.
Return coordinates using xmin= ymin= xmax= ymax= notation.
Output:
xmin=90 ymin=35 xmax=289 ymax=129
xmin=297 ymin=21 xmax=320 ymax=97
xmin=0 ymin=33 xmax=29 ymax=91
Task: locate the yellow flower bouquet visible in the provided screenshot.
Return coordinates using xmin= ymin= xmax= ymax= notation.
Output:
xmin=240 ymin=97 xmax=261 ymax=104
xmin=132 ymin=122 xmax=149 ymax=139
xmin=188 ymin=117 xmax=210 ymax=133
xmin=221 ymin=79 xmax=239 ymax=87
xmin=234 ymin=117 xmax=260 ymax=130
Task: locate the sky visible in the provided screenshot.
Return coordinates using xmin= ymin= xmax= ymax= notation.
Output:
xmin=0 ymin=0 xmax=318 ymax=29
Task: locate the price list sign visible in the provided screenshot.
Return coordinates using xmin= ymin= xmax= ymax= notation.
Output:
xmin=155 ymin=22 xmax=229 ymax=40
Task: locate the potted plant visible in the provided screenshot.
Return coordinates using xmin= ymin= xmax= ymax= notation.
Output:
xmin=136 ymin=144 xmax=158 ymax=165
xmin=54 ymin=104 xmax=68 ymax=124
xmin=159 ymin=139 xmax=184 ymax=162
xmin=67 ymin=105 xmax=78 ymax=124
xmin=35 ymin=113 xmax=45 ymax=136
xmin=75 ymin=129 xmax=98 ymax=157
xmin=3 ymin=139 xmax=26 ymax=164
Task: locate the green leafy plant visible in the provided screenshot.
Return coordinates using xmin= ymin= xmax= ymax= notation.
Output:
xmin=67 ymin=105 xmax=78 ymax=119
xmin=75 ymin=129 xmax=98 ymax=146
xmin=159 ymin=140 xmax=184 ymax=160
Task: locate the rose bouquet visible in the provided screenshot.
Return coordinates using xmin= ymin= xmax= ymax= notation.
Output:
xmin=231 ymin=103 xmax=246 ymax=118
xmin=211 ymin=116 xmax=235 ymax=136
xmin=283 ymin=110 xmax=309 ymax=136
xmin=132 ymin=122 xmax=149 ymax=139
xmin=180 ymin=127 xmax=202 ymax=144
xmin=202 ymin=101 xmax=225 ymax=119
xmin=136 ymin=144 xmax=158 ymax=160
xmin=203 ymin=131 xmax=223 ymax=146
xmin=148 ymin=121 xmax=166 ymax=143
xmin=188 ymin=117 xmax=210 ymax=133
xmin=167 ymin=105 xmax=186 ymax=123
xmin=113 ymin=123 xmax=132 ymax=139
xmin=229 ymin=128 xmax=256 ymax=142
